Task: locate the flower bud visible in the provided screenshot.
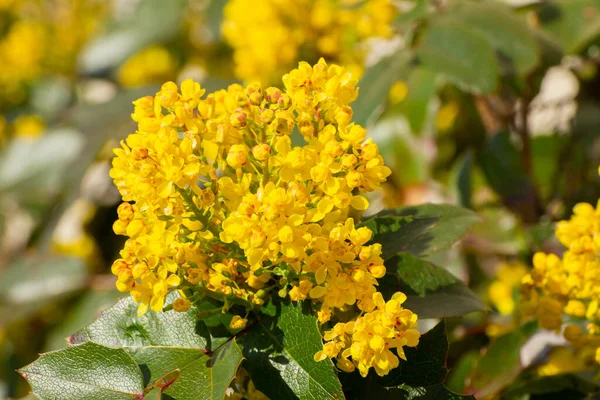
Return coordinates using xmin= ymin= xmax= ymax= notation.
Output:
xmin=230 ymin=111 xmax=247 ymax=128
xmin=277 ymin=94 xmax=292 ymax=110
xmin=265 ymin=87 xmax=282 ymax=104
xmin=226 ymin=144 xmax=249 ymax=168
xmin=252 ymin=143 xmax=271 ymax=161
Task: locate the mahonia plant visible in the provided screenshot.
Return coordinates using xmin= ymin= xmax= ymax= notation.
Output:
xmin=222 ymin=0 xmax=397 ymax=84
xmin=109 ymin=59 xmax=420 ymax=378
xmin=521 ymin=191 xmax=600 ymax=369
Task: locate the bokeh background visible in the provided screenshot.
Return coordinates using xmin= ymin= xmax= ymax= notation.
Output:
xmin=1 ymin=0 xmax=600 ymax=398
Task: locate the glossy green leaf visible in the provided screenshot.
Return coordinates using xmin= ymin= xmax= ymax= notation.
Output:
xmin=243 ymin=302 xmax=344 ymax=400
xmin=417 ymin=19 xmax=498 ymax=93
xmin=70 ymin=295 xmax=208 ymax=349
xmin=379 ymin=321 xmax=448 ymax=387
xmin=19 ymin=342 xmax=144 ymax=400
xmin=450 ymin=1 xmax=540 ymax=75
xmin=71 ymin=295 xmax=242 ymax=400
xmin=45 ymin=289 xmax=123 ymax=351
xmin=352 ymin=51 xmax=412 ymax=127
xmin=361 ymin=203 xmax=480 ymax=260
xmin=538 ymin=0 xmax=600 ymax=53
xmin=381 ymin=253 xmax=485 ymax=319
xmin=396 ymin=67 xmax=438 ymax=134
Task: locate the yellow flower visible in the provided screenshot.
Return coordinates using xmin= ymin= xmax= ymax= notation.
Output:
xmin=488 ymin=262 xmax=528 ymax=315
xmin=315 ymin=292 xmax=419 ymax=377
xmin=173 ymin=298 xmax=192 ymax=313
xmin=222 ymin=0 xmax=398 ymax=84
xmin=230 ymin=316 xmax=248 ymax=330
xmin=13 ymin=115 xmax=45 ymax=138
xmin=388 ymin=81 xmax=408 ymax=104
xmin=108 ymin=59 xmax=414 ymax=380
xmin=118 ymin=45 xmax=177 ymax=88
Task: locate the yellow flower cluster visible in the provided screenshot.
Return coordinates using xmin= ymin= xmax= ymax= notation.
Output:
xmin=314 ymin=292 xmax=419 ymax=377
xmin=222 ymin=0 xmax=397 ymax=84
xmin=110 ymin=59 xmax=418 ymax=377
xmin=0 ymin=0 xmax=106 ymax=106
xmin=521 ymin=201 xmax=600 ymax=364
xmin=488 ymin=261 xmax=528 ymax=316
xmin=118 ymin=45 xmax=177 ymax=88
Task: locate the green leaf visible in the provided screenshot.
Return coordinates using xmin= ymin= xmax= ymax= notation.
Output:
xmin=417 ymin=19 xmax=499 ymax=93
xmin=0 ymin=129 xmax=84 ymax=197
xmin=478 ymin=131 xmax=539 ymax=223
xmin=361 ymin=203 xmax=480 ymax=260
xmin=19 ymin=342 xmax=144 ymax=400
xmin=379 ymin=321 xmax=448 ymax=387
xmin=381 ymin=253 xmax=485 ymax=319
xmin=470 ymin=321 xmax=538 ymax=398
xmin=503 ymin=372 xmax=600 ymax=398
xmin=45 ymin=289 xmax=123 ymax=351
xmin=130 ymin=339 xmax=242 ymax=400
xmin=389 ymin=384 xmax=476 ymax=400
xmin=352 ymin=51 xmax=412 ymax=127
xmin=343 ymin=375 xmax=475 ymax=400
xmin=71 ymin=295 xmax=242 ymax=400
xmin=396 ymin=67 xmax=438 ymax=134
xmin=70 ymin=295 xmax=208 ymax=349
xmin=450 ymin=1 xmax=540 ymax=75
xmin=243 ymin=302 xmax=344 ymax=400
xmin=538 ymin=0 xmax=600 ymax=53
xmin=0 ymin=256 xmax=87 ymax=325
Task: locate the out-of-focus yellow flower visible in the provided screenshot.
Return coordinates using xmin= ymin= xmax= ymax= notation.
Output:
xmin=173 ymin=298 xmax=192 ymax=312
xmin=222 ymin=0 xmax=398 ymax=84
xmin=0 ymin=0 xmax=108 ymax=107
xmin=13 ymin=115 xmax=46 ymax=138
xmin=118 ymin=45 xmax=177 ymax=88
xmin=538 ymin=347 xmax=586 ymax=376
xmin=521 ymin=196 xmax=600 ymax=365
xmin=389 ymin=81 xmax=408 ymax=104
xmin=488 ymin=262 xmax=528 ymax=316
xmin=435 ymin=101 xmax=460 ymax=132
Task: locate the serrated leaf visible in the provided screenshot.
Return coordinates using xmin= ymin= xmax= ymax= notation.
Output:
xmin=450 ymin=1 xmax=540 ymax=75
xmin=538 ymin=0 xmax=600 ymax=53
xmin=352 ymin=51 xmax=412 ymax=127
xmin=379 ymin=321 xmax=448 ymax=387
xmin=417 ymin=19 xmax=498 ymax=93
xmin=130 ymin=339 xmax=242 ymax=400
xmin=71 ymin=295 xmax=242 ymax=400
xmin=361 ymin=203 xmax=480 ymax=260
xmin=70 ymin=295 xmax=208 ymax=349
xmin=20 ymin=342 xmax=144 ymax=400
xmin=380 ymin=254 xmax=485 ymax=319
xmin=243 ymin=302 xmax=344 ymax=400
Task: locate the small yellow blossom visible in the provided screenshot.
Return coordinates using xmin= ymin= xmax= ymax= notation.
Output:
xmin=388 ymin=81 xmax=408 ymax=104
xmin=13 ymin=115 xmax=46 ymax=138
xmin=173 ymin=298 xmax=192 ymax=313
xmin=488 ymin=262 xmax=528 ymax=315
xmin=230 ymin=316 xmax=248 ymax=330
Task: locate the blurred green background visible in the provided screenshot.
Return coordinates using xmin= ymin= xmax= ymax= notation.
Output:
xmin=2 ymin=0 xmax=600 ymax=398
